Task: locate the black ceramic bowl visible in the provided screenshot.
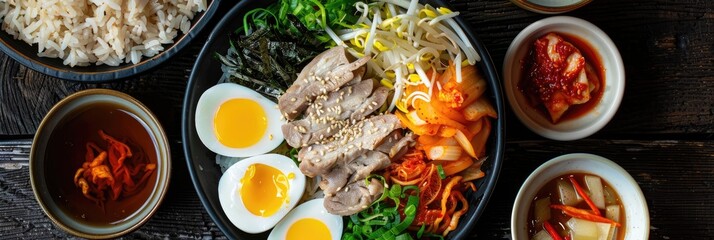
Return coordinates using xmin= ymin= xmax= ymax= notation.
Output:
xmin=181 ymin=0 xmax=506 ymax=238
xmin=0 ymin=0 xmax=223 ymax=82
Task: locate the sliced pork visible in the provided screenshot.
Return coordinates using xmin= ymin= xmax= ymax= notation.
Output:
xmin=324 ymin=178 xmax=384 ymax=216
xmin=278 ymin=47 xmax=370 ymax=120
xmin=375 ymin=131 xmax=414 ymax=160
xmin=298 ymin=114 xmax=401 ymax=177
xmin=282 ymin=79 xmax=390 ymax=147
xmin=319 ymin=150 xmax=390 ymax=195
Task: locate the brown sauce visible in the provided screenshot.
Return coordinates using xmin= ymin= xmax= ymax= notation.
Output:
xmin=45 ymin=102 xmax=158 ymax=226
xmin=520 ymin=32 xmax=605 ymax=123
xmin=527 ymin=173 xmax=625 ymax=239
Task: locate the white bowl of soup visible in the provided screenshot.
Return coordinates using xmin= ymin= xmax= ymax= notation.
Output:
xmin=511 ymin=153 xmax=649 ymax=240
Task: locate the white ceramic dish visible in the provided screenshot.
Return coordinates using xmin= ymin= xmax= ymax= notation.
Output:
xmin=510 ymin=0 xmax=593 ymax=14
xmin=503 ymin=16 xmax=625 ymax=141
xmin=511 ymin=153 xmax=649 ymax=240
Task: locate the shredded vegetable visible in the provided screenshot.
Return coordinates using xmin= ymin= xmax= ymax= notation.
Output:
xmin=384 ymin=149 xmax=473 ymax=236
xmin=73 ymin=130 xmax=155 ymax=206
xmin=334 ymin=0 xmax=481 ymax=112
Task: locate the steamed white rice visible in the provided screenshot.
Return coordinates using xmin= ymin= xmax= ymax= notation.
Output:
xmin=0 ymin=0 xmax=207 ymax=67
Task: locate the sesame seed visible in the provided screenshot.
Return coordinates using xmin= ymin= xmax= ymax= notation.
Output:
xmin=290 ymin=97 xmax=296 ymax=102
xmin=269 ymin=134 xmax=273 ymax=140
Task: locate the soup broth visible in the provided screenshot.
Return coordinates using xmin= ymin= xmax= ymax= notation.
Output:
xmin=528 ymin=173 xmax=625 ymax=240
xmin=45 ymin=102 xmax=158 ymax=226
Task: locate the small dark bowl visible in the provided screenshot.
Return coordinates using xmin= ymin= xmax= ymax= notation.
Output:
xmin=30 ymin=89 xmax=171 ymax=238
xmin=0 ymin=0 xmax=223 ymax=82
xmin=181 ymin=0 xmax=506 ymax=238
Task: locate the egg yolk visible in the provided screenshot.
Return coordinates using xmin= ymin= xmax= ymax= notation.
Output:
xmin=214 ymin=98 xmax=267 ymax=148
xmin=286 ymin=218 xmax=331 ymax=240
xmin=240 ymin=163 xmax=290 ymax=217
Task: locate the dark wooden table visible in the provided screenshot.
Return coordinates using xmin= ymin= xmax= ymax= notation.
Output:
xmin=1 ymin=0 xmax=712 ymax=239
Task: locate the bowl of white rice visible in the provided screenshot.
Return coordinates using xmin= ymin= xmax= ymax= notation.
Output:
xmin=0 ymin=0 xmax=222 ymax=82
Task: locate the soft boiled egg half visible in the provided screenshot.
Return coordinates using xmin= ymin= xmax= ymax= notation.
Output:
xmin=218 ymin=154 xmax=306 ymax=233
xmin=268 ymin=198 xmax=343 ymax=240
xmin=195 ymin=83 xmax=284 ymax=157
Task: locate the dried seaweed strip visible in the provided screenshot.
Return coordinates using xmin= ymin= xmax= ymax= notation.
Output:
xmin=215 ymin=18 xmax=322 ymax=98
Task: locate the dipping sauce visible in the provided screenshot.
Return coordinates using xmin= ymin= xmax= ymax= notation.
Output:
xmin=528 ymin=173 xmax=625 ymax=240
xmin=520 ymin=32 xmax=604 ymax=123
xmin=45 ymin=102 xmax=158 ymax=226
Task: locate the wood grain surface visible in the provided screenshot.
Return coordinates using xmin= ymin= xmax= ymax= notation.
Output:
xmin=0 ymin=0 xmax=713 ymax=239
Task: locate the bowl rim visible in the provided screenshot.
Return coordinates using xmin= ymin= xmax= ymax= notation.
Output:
xmin=510 ymin=153 xmax=650 ymax=240
xmin=181 ymin=0 xmax=506 ymax=238
xmin=510 ymin=0 xmax=593 ymax=14
xmin=502 ymin=16 xmax=625 ymax=141
xmin=0 ymin=0 xmax=221 ymax=82
xmin=29 ymin=88 xmax=171 ymax=239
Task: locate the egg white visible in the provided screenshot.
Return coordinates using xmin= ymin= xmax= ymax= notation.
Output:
xmin=218 ymin=154 xmax=306 ymax=234
xmin=195 ymin=83 xmax=285 ymax=157
xmin=268 ymin=198 xmax=343 ymax=240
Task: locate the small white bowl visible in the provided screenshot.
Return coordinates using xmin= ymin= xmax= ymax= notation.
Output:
xmin=511 ymin=153 xmax=649 ymax=240
xmin=503 ymin=16 xmax=625 ymax=141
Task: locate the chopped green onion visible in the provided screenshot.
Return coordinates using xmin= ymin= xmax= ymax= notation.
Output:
xmin=437 ymin=164 xmax=446 ymax=179
xmin=401 ymin=185 xmax=418 ymax=198
xmin=344 ymin=182 xmax=421 ymax=240
xmin=287 ymin=147 xmax=300 ymax=166
xmin=395 ymin=233 xmax=414 ymax=240
xmin=423 ymin=233 xmax=446 ymax=240
xmin=416 ymin=224 xmax=426 ymax=238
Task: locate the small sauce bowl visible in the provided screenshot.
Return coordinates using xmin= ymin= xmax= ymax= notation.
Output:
xmin=503 ymin=16 xmax=625 ymax=141
xmin=30 ymin=89 xmax=171 ymax=238
xmin=511 ymin=153 xmax=649 ymax=240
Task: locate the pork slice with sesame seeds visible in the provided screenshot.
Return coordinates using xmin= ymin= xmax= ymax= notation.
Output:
xmin=319 ymin=150 xmax=390 ymax=196
xmin=324 ymin=178 xmax=384 ymax=216
xmin=282 ymin=80 xmax=391 ymax=148
xmin=350 ymin=86 xmax=389 ymax=120
xmin=375 ymin=131 xmax=415 ymax=160
xmin=298 ymin=114 xmax=402 ymax=177
xmin=278 ymin=46 xmax=370 ymax=120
